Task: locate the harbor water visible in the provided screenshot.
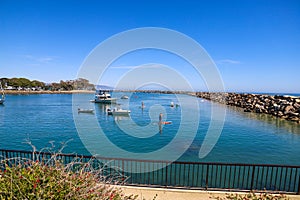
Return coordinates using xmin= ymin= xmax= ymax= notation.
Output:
xmin=0 ymin=93 xmax=299 ymax=165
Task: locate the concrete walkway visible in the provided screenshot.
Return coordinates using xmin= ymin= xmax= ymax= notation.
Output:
xmin=118 ymin=186 xmax=300 ymax=200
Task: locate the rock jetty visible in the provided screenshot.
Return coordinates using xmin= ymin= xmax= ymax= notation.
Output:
xmin=195 ymin=92 xmax=300 ymax=124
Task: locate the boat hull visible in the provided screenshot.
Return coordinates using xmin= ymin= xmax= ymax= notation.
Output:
xmin=112 ymin=111 xmax=130 ymax=115
xmin=93 ymin=98 xmax=117 ymax=104
xmin=78 ymin=109 xmax=94 ymax=113
xmin=121 ymin=95 xmax=129 ymax=99
xmin=107 ymin=108 xmax=130 ymax=115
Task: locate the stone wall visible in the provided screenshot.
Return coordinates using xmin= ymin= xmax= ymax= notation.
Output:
xmin=195 ymin=92 xmax=300 ymax=124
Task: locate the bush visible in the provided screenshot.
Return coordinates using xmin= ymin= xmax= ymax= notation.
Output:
xmin=0 ymin=157 xmax=137 ymax=200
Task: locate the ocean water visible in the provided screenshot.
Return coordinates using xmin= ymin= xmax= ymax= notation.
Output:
xmin=0 ymin=93 xmax=299 ymax=165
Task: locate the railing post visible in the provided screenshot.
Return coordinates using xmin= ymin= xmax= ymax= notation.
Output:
xmin=165 ymin=162 xmax=168 ymax=187
xmin=250 ymin=166 xmax=256 ymax=191
xmin=298 ymin=170 xmax=300 ymax=195
xmin=5 ymin=150 xmax=8 ymax=160
xmin=206 ymin=164 xmax=209 ymax=190
xmin=122 ymin=159 xmax=125 ymax=183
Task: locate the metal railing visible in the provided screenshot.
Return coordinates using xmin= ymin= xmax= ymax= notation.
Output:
xmin=0 ymin=149 xmax=299 ymax=194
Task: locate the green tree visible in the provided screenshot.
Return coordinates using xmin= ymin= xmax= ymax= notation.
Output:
xmin=50 ymin=83 xmax=61 ymax=91
xmin=8 ymin=78 xmax=20 ymax=88
xmin=7 ymin=78 xmax=31 ymax=88
xmin=31 ymin=80 xmax=45 ymax=88
xmin=73 ymin=78 xmax=94 ymax=90
xmin=59 ymin=80 xmax=74 ymax=91
xmin=0 ymin=78 xmax=9 ymax=88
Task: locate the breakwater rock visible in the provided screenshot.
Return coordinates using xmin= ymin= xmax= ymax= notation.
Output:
xmin=195 ymin=92 xmax=300 ymax=124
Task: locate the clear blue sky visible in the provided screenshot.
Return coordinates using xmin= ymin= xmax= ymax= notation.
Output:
xmin=0 ymin=0 xmax=299 ymax=93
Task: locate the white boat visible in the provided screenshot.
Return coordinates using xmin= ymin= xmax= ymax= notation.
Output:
xmin=78 ymin=108 xmax=94 ymax=113
xmin=91 ymin=90 xmax=117 ymax=104
xmin=107 ymin=108 xmax=131 ymax=115
xmin=170 ymin=101 xmax=179 ymax=108
xmin=120 ymin=95 xmax=129 ymax=99
xmin=0 ymin=82 xmax=5 ymax=104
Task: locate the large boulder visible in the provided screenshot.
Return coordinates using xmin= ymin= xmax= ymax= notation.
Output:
xmin=293 ymin=103 xmax=300 ymax=109
xmin=284 ymin=105 xmax=295 ymax=114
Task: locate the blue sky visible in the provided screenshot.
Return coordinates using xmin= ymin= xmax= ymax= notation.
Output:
xmin=0 ymin=0 xmax=299 ymax=93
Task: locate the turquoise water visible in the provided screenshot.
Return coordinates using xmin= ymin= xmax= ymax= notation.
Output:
xmin=0 ymin=93 xmax=300 ymax=165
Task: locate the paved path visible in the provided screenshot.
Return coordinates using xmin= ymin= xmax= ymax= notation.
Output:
xmin=118 ymin=186 xmax=300 ymax=200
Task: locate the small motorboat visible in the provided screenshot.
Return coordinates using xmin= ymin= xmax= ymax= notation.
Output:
xmin=78 ymin=108 xmax=94 ymax=114
xmin=161 ymin=121 xmax=172 ymax=125
xmin=107 ymin=108 xmax=131 ymax=115
xmin=170 ymin=102 xmax=179 ymax=108
xmin=121 ymin=95 xmax=129 ymax=99
xmin=107 ymin=108 xmax=113 ymax=115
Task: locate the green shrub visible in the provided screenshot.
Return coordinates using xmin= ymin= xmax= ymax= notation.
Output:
xmin=0 ymin=157 xmax=137 ymax=200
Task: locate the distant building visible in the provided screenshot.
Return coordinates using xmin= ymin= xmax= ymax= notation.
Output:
xmin=6 ymin=86 xmax=16 ymax=90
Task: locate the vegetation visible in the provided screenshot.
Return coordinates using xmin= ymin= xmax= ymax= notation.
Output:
xmin=0 ymin=77 xmax=95 ymax=91
xmin=0 ymin=157 xmax=137 ymax=199
xmin=0 ymin=157 xmax=292 ymax=200
xmin=0 ymin=143 xmax=292 ymax=200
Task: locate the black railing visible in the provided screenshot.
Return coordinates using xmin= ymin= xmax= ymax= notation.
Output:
xmin=0 ymin=149 xmax=299 ymax=194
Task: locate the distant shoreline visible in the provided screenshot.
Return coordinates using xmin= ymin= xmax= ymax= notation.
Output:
xmin=3 ymin=90 xmax=194 ymax=95
xmin=3 ymin=90 xmax=95 ymax=94
xmin=3 ymin=89 xmax=300 ymax=96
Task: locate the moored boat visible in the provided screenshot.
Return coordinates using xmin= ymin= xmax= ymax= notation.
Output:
xmin=120 ymin=95 xmax=129 ymax=99
xmin=91 ymin=90 xmax=117 ymax=104
xmin=78 ymin=108 xmax=94 ymax=113
xmin=107 ymin=107 xmax=131 ymax=115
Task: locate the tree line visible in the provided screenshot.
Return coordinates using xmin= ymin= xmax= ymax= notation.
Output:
xmin=0 ymin=77 xmax=95 ymax=91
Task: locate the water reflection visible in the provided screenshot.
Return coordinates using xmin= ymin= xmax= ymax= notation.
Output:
xmin=95 ymin=103 xmax=111 ymax=114
xmin=227 ymin=105 xmax=300 ymax=134
xmin=114 ymin=115 xmax=130 ymax=121
xmin=0 ymin=104 xmax=4 ymax=126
